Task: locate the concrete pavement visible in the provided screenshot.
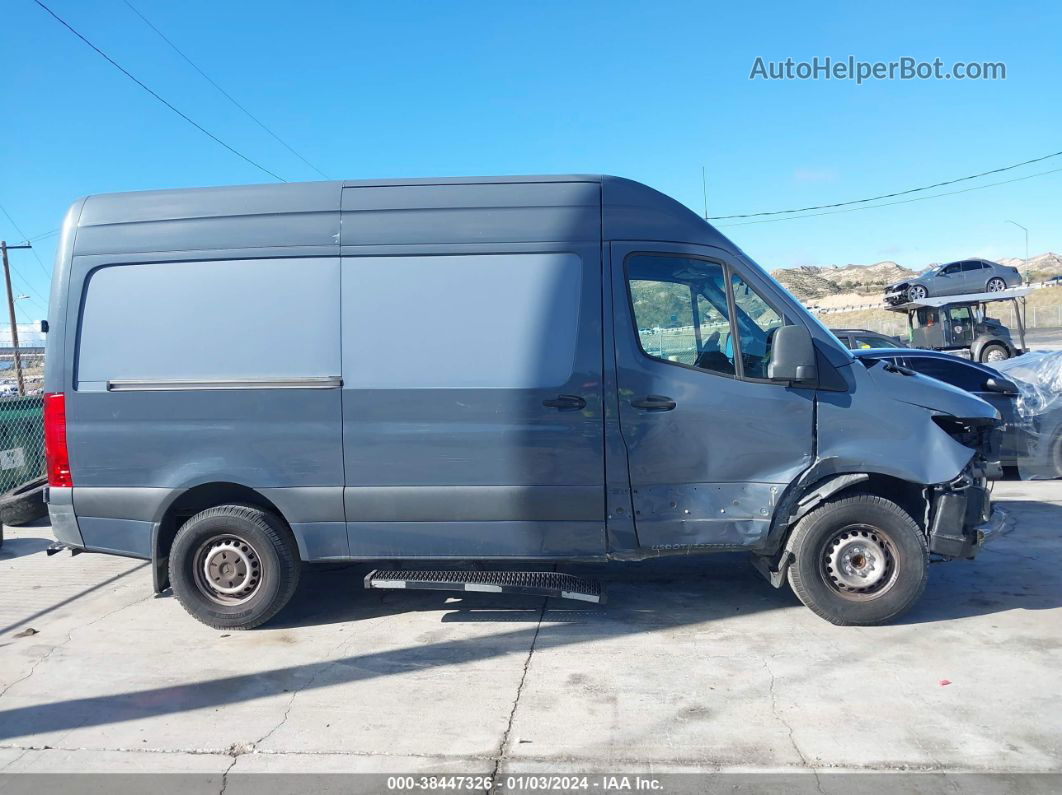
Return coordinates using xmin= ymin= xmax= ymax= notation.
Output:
xmin=0 ymin=481 xmax=1060 ymax=784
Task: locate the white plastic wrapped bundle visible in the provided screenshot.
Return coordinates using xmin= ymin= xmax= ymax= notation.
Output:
xmin=994 ymin=351 xmax=1062 ymax=479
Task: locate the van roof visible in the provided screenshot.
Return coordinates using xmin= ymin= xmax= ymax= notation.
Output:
xmin=65 ymin=175 xmax=735 ymax=257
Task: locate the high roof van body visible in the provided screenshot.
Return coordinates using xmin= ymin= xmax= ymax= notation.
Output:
xmin=44 ymin=175 xmax=1005 ymax=627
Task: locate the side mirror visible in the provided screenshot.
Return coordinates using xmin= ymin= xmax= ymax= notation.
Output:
xmin=768 ymin=325 xmax=818 ymax=384
xmin=984 ymin=376 xmax=1019 ymax=396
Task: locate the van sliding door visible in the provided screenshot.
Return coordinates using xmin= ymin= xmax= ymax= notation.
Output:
xmin=339 ymin=182 xmax=606 ymax=559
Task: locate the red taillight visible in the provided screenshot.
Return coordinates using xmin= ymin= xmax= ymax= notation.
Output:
xmin=44 ymin=392 xmax=72 ymax=488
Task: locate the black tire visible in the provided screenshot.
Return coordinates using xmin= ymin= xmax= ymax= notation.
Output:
xmin=979 ymin=343 xmax=1010 ymax=363
xmin=986 ymin=277 xmax=1006 ymax=292
xmin=169 ymin=504 xmax=300 ymax=630
xmin=1045 ymin=432 xmax=1062 ymax=480
xmin=0 ymin=476 xmax=48 ymax=527
xmin=786 ymin=492 xmax=929 ymax=626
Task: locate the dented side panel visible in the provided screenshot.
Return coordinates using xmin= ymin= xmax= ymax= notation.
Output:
xmin=816 ymin=362 xmax=985 ymax=487
xmin=631 ymin=482 xmax=779 ymax=549
xmin=610 ymin=241 xmax=815 ymax=551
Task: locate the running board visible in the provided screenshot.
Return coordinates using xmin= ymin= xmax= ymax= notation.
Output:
xmin=364 ymin=569 xmax=605 ymax=604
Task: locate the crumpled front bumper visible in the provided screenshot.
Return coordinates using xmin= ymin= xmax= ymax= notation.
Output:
xmin=884 ymin=285 xmax=910 ymax=305
xmin=927 ymin=462 xmax=1012 ymax=558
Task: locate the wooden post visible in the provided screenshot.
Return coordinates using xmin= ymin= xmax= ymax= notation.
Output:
xmin=0 ymin=241 xmax=26 ymax=396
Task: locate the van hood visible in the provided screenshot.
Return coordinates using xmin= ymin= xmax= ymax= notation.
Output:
xmin=864 ymin=359 xmax=1000 ymax=421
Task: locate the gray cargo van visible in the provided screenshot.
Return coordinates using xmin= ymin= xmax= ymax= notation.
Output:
xmin=44 ymin=175 xmax=1006 ymax=629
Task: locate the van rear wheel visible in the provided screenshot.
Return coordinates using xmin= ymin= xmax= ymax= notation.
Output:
xmin=169 ymin=504 xmax=300 ymax=630
xmin=786 ymin=493 xmax=928 ymax=625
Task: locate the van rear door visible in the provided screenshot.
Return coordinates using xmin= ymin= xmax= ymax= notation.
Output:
xmin=610 ymin=242 xmax=815 ymax=550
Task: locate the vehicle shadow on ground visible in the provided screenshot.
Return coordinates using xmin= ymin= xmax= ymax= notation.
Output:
xmin=272 ymin=552 xmax=797 ymax=629
xmin=899 ymin=499 xmax=1062 ymax=624
xmin=277 ymin=500 xmax=1062 ymax=628
xmin=0 ymin=536 xmax=53 ymax=560
xmin=0 ymin=555 xmax=799 ymax=743
xmin=0 ymin=502 xmax=1057 ymax=743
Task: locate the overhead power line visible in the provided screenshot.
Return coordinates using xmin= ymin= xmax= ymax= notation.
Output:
xmin=716 ymin=165 xmax=1062 ymax=228
xmin=707 ymin=148 xmax=1062 ymax=220
xmin=33 ymin=0 xmax=286 ymax=183
xmin=122 ymin=0 xmax=328 ymax=179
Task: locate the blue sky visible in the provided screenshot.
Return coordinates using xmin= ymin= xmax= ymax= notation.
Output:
xmin=2 ymin=0 xmax=1061 ymax=324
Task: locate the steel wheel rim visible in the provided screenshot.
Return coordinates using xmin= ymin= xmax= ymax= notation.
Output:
xmin=908 ymin=285 xmax=927 ymax=300
xmin=820 ymin=524 xmax=899 ymax=600
xmin=987 ymin=278 xmax=1005 ymax=292
xmin=985 ymin=347 xmax=1008 ymax=362
xmin=192 ymin=534 xmax=263 ymax=605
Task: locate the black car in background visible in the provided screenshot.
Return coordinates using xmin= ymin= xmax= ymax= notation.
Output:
xmin=830 ymin=328 xmax=907 ymax=350
xmin=855 ymin=349 xmax=1062 ymax=479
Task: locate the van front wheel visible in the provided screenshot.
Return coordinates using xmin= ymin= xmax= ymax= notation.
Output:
xmin=786 ymin=493 xmax=928 ymax=625
xmin=169 ymin=504 xmax=300 ymax=630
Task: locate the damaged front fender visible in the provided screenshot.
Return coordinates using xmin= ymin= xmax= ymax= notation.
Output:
xmin=816 ymin=360 xmax=994 ymax=487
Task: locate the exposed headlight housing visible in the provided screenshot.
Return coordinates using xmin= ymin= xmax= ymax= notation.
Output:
xmin=932 ymin=414 xmax=1001 ymax=457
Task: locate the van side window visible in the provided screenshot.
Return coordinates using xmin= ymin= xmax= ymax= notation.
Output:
xmin=342 ymin=253 xmax=584 ymax=389
xmin=728 ymin=274 xmax=784 ymax=379
xmin=626 ymin=256 xmax=735 ymax=376
xmin=76 ymin=257 xmax=340 ymax=386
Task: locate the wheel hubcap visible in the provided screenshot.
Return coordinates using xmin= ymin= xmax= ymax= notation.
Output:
xmin=988 ymin=279 xmax=1004 ymax=292
xmin=986 ymin=348 xmax=1007 ymax=362
xmin=909 ymin=286 xmax=926 ymax=300
xmin=822 ymin=525 xmax=896 ymax=597
xmin=193 ymin=535 xmax=262 ymax=604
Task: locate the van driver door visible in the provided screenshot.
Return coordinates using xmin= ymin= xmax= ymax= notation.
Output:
xmin=610 ymin=242 xmax=815 ymax=550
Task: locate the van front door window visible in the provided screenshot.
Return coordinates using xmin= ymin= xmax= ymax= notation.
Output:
xmin=626 ymin=256 xmax=734 ymax=377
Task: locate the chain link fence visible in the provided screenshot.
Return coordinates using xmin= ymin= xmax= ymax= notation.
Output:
xmin=0 ymin=350 xmax=45 ymax=495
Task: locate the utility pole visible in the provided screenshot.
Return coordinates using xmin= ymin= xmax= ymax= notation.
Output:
xmin=0 ymin=241 xmax=31 ymax=397
xmin=1006 ymin=220 xmax=1030 ymax=283
xmin=701 ymin=166 xmax=709 ymax=220
xmin=1006 ymin=220 xmax=1029 ymax=262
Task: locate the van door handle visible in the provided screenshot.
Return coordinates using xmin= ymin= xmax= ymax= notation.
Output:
xmin=542 ymin=394 xmax=586 ymax=411
xmin=631 ymin=395 xmax=677 ymax=411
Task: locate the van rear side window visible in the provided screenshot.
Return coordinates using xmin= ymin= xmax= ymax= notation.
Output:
xmin=76 ymin=257 xmax=340 ymax=387
xmin=341 ymin=253 xmax=583 ymax=389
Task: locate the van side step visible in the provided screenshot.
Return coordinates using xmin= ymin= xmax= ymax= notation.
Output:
xmin=364 ymin=569 xmax=605 ymax=604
